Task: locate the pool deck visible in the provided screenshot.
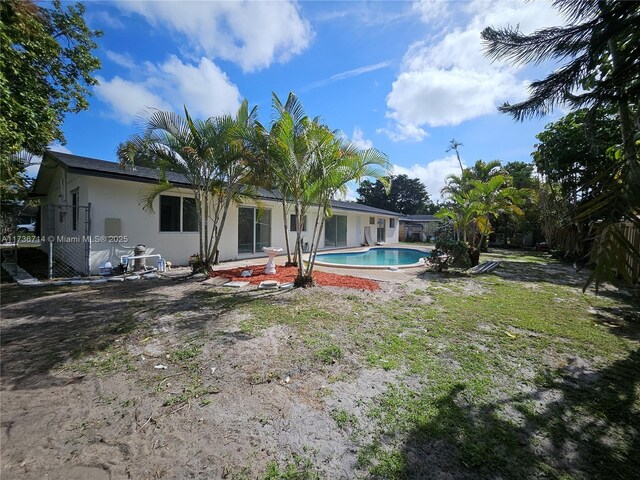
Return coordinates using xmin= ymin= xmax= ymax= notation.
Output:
xmin=209 ymin=243 xmax=433 ymax=284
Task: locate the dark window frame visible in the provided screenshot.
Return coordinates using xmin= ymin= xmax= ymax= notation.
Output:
xmin=290 ymin=214 xmax=307 ymax=232
xmin=159 ymin=195 xmax=198 ymax=233
xmin=182 ymin=197 xmax=198 ymax=232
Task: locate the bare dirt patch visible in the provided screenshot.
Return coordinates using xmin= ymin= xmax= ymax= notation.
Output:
xmin=0 ymin=280 xmax=396 ymax=479
xmin=2 ymin=256 xmax=638 ymax=479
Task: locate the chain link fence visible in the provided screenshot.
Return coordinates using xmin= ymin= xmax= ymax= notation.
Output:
xmin=0 ymin=203 xmax=20 ymax=277
xmin=41 ymin=204 xmax=91 ymax=277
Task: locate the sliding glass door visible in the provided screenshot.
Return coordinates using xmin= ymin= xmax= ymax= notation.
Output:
xmin=238 ymin=207 xmax=271 ymax=254
xmin=377 ymin=218 xmax=386 ymax=243
xmin=325 ymin=215 xmax=347 ymax=247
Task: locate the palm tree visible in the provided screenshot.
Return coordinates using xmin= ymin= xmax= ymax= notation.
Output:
xmin=466 ymin=175 xmax=524 ymax=251
xmin=438 ymin=175 xmax=524 ymax=266
xmin=261 ymin=92 xmax=318 ymax=270
xmin=300 ymin=124 xmax=389 ymax=283
xmin=482 ymin=0 xmax=640 ymax=288
xmin=446 ymin=138 xmax=464 ymax=173
xmin=256 ymin=92 xmax=389 ymax=286
xmin=442 ymin=160 xmax=504 ymax=197
xmin=435 ymin=193 xmax=477 ymax=243
xmin=118 ymin=101 xmax=259 ymax=269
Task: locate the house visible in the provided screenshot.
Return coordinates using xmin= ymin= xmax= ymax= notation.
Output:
xmin=31 ymin=151 xmax=401 ymax=276
xmin=398 ymin=214 xmax=442 ymax=242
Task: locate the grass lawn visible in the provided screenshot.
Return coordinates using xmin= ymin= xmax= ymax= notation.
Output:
xmin=1 ymin=250 xmax=638 ymax=479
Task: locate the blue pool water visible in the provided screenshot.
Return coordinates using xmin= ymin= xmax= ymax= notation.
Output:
xmin=315 ymin=248 xmax=429 ymax=266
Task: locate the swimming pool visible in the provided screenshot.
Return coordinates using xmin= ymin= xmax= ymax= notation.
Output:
xmin=314 ymin=247 xmax=430 ymax=268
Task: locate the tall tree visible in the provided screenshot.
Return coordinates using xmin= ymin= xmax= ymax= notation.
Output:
xmin=119 ymin=102 xmax=259 ymax=269
xmin=356 ymin=179 xmax=388 ymax=210
xmin=482 ymin=0 xmax=640 ymax=288
xmin=302 ymin=124 xmax=390 ymax=284
xmin=357 ymin=175 xmax=431 ymax=215
xmin=533 ymin=109 xmax=621 ymax=202
xmin=504 ymin=161 xmax=535 ymax=190
xmin=262 ymin=92 xmax=389 ymax=286
xmin=446 ymin=138 xmax=464 ymax=173
xmin=531 ymin=109 xmax=621 ymax=258
xmin=442 ymin=160 xmax=504 ymax=197
xmin=0 ymin=0 xmax=101 ymax=197
xmin=437 ymin=175 xmax=524 ymax=265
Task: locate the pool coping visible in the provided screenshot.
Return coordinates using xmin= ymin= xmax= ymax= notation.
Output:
xmin=308 ymin=245 xmax=431 ymax=270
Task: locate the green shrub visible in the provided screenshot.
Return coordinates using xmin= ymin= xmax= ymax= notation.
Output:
xmin=430 ymin=240 xmax=471 ymax=271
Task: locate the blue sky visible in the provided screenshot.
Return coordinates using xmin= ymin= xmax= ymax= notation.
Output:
xmin=48 ymin=0 xmax=566 ymax=200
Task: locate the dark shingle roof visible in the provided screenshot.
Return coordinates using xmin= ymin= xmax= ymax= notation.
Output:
xmin=45 ymin=151 xmax=191 ymax=186
xmin=38 ymin=151 xmax=401 ymax=217
xmin=399 ymin=214 xmax=440 ymax=222
xmin=331 ymin=200 xmax=400 ymax=216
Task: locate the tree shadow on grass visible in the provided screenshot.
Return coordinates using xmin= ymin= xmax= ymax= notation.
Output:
xmin=399 ymin=349 xmax=640 ymax=479
xmin=0 ymin=281 xmax=276 ymax=390
xmin=170 ymin=287 xmax=290 ymax=336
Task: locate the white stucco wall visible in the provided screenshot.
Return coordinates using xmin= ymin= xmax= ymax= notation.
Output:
xmin=39 ymin=167 xmax=400 ymax=274
xmin=85 ymin=177 xmax=200 ymax=273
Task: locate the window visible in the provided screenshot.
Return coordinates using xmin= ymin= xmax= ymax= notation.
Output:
xmin=238 ymin=207 xmax=271 ymax=254
xmin=160 ymin=195 xmax=198 ymax=232
xmin=290 ymin=214 xmax=307 ymax=232
xmin=389 ymin=218 xmax=396 ymax=229
xmin=71 ymin=189 xmax=78 ymax=231
xmin=182 ymin=198 xmax=198 ymax=232
xmin=377 ymin=218 xmax=386 ymax=243
xmin=369 ymin=217 xmax=375 ymax=225
xmin=160 ymin=196 xmax=180 ymax=231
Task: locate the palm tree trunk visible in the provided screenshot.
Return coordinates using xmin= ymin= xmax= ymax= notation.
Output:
xmin=295 ymin=201 xmax=304 ymax=282
xmin=306 ymin=206 xmax=326 ymax=277
xmin=281 ymin=198 xmax=293 ymax=264
xmin=195 ymin=189 xmax=204 ymax=265
xmin=305 ymin=203 xmax=324 ymax=277
xmin=203 ymin=190 xmax=210 ymax=266
xmin=211 ymin=192 xmax=234 ymax=265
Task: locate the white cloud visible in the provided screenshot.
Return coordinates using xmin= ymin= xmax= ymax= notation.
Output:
xmin=387 ymin=67 xmax=523 ymax=128
xmin=381 ymin=0 xmax=561 ymax=141
xmin=105 ymin=50 xmax=136 ymax=69
xmin=116 ymin=0 xmax=313 ymax=72
xmin=88 ymin=10 xmax=125 ymax=29
xmin=95 ymin=76 xmax=172 ymax=124
xmin=412 ymin=0 xmax=449 ymax=23
xmin=392 ymin=155 xmax=464 ymax=200
xmin=159 ymin=57 xmax=241 ymax=119
xmin=377 ymin=123 xmax=428 ymax=143
xmin=351 ymin=127 xmax=373 ymax=150
xmin=95 ymin=56 xmax=241 ymax=124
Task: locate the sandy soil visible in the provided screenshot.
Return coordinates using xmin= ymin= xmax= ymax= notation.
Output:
xmin=0 ymin=275 xmax=405 ymax=479
xmin=2 ymin=255 xmax=636 ymax=479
